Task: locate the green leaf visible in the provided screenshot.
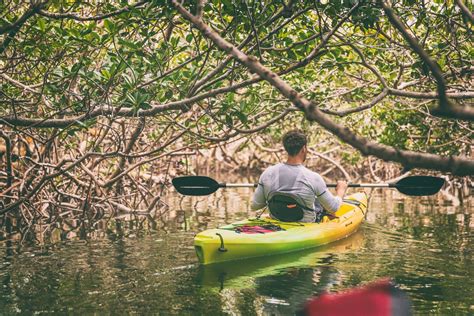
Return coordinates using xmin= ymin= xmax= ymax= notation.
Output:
xmin=37 ymin=18 xmax=46 ymax=32
xmin=104 ymin=19 xmax=115 ymax=33
xmin=287 ymin=50 xmax=297 ymax=60
xmin=225 ymin=114 xmax=233 ymax=127
xmin=234 ymin=111 xmax=248 ymax=124
xmin=101 ymin=69 xmax=111 ymax=80
xmin=118 ymin=38 xmax=138 ymax=50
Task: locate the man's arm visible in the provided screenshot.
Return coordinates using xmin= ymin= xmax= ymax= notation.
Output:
xmin=317 ymin=190 xmax=342 ymax=214
xmin=251 ymin=172 xmax=267 ymax=211
xmin=313 ymin=174 xmax=347 ymax=213
xmin=335 ymin=180 xmax=348 ymax=200
xmin=251 ymin=182 xmax=266 ymax=210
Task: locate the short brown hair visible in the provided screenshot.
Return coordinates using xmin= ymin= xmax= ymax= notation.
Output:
xmin=282 ymin=130 xmax=307 ymax=156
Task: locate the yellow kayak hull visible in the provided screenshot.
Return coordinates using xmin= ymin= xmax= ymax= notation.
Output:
xmin=197 ymin=231 xmax=365 ymax=288
xmin=194 ymin=192 xmax=367 ymax=265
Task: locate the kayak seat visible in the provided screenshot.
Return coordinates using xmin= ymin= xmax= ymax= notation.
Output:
xmin=268 ymin=193 xmax=305 ymax=222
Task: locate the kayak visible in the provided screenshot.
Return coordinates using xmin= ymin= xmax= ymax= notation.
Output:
xmin=194 ymin=192 xmax=367 ymax=265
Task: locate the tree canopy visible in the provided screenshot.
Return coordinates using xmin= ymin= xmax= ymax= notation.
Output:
xmin=0 ymin=1 xmax=473 ymax=217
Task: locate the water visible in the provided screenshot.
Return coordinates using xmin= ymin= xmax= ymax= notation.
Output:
xmin=0 ymin=182 xmax=472 ymax=315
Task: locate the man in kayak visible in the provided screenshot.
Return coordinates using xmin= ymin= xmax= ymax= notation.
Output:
xmin=251 ymin=130 xmax=348 ymax=222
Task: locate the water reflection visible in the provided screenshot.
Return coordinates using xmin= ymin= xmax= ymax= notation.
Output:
xmin=197 ymin=232 xmax=365 ymax=315
xmin=0 ymin=183 xmax=472 ymax=314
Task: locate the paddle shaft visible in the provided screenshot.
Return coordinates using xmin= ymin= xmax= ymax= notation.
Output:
xmin=327 ymin=183 xmax=392 ymax=188
xmin=220 ymin=183 xmax=393 ymax=188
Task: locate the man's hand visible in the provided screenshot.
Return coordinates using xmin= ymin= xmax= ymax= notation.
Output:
xmin=335 ymin=180 xmax=348 ymax=199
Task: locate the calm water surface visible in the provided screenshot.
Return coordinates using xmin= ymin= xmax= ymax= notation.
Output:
xmin=0 ymin=177 xmax=472 ymax=315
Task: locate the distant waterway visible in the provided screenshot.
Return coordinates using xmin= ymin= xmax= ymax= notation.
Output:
xmin=0 ymin=176 xmax=472 ymax=315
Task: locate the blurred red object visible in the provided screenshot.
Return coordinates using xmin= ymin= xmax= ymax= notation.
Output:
xmin=302 ymin=278 xmax=411 ymax=316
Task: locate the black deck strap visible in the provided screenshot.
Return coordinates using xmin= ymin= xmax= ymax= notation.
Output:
xmin=343 ymin=198 xmax=362 ymax=206
xmin=255 ymin=207 xmax=267 ymax=219
xmin=323 ymin=211 xmax=338 ymax=220
xmin=246 ymin=218 xmax=272 ymax=225
xmin=261 ymin=223 xmax=285 ymax=231
xmin=343 ymin=198 xmax=367 ymax=216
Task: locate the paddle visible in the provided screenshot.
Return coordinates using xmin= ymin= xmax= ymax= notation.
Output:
xmin=172 ymin=175 xmax=444 ymax=196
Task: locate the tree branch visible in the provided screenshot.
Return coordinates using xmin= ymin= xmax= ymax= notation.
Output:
xmin=321 ymin=89 xmax=389 ymax=117
xmin=0 ymin=73 xmax=41 ymax=94
xmin=388 ymin=88 xmax=474 ymax=100
xmin=107 ymin=117 xmax=146 ymax=182
xmin=196 ymin=0 xmax=206 ymax=20
xmin=0 ymin=2 xmax=45 ymax=54
xmin=0 ymin=131 xmax=13 ymax=189
xmin=0 ymin=3 xmax=42 ymax=35
xmin=455 ymin=0 xmax=474 ymax=24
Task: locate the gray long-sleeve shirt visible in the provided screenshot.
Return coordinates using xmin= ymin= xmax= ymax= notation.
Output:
xmin=251 ymin=163 xmax=342 ymax=222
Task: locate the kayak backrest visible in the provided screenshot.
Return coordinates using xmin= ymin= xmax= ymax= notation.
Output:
xmin=268 ymin=193 xmax=304 ymax=222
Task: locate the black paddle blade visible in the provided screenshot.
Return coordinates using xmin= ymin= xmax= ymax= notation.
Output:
xmin=172 ymin=176 xmax=220 ymax=196
xmin=394 ymin=176 xmax=445 ymax=196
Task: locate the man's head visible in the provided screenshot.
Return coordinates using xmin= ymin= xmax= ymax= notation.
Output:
xmin=282 ymin=130 xmax=307 ymax=157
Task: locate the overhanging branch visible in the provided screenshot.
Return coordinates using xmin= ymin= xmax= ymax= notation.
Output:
xmin=172 ymin=0 xmax=474 ymax=176
xmin=380 ymin=0 xmax=474 ymax=121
